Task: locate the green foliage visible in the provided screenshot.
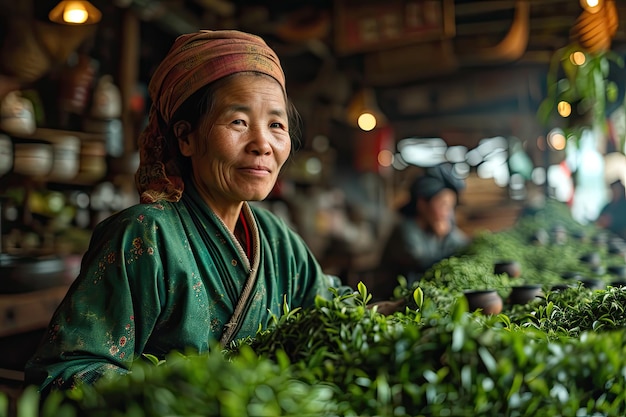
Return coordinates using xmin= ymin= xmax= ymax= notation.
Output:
xmin=537 ymin=43 xmax=624 ymax=135
xmin=12 ymin=345 xmax=338 ymax=417
xmin=508 ymin=285 xmax=626 ymax=338
xmin=8 ymin=198 xmax=626 ymax=417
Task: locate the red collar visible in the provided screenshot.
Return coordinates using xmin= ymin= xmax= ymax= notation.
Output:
xmin=238 ymin=211 xmax=252 ymax=259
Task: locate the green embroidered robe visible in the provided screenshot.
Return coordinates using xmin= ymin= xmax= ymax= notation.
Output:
xmin=25 ymin=183 xmax=347 ymax=392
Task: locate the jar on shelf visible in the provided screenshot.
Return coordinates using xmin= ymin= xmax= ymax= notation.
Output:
xmin=12 ymin=138 xmax=54 ymax=177
xmin=75 ymin=140 xmax=107 ymax=183
xmin=48 ymin=134 xmax=81 ymax=182
xmin=90 ymin=75 xmax=122 ymax=120
xmin=0 ymin=91 xmax=36 ymax=136
xmin=0 ymin=134 xmax=12 ymax=177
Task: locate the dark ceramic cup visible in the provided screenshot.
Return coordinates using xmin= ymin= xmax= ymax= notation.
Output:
xmin=578 ymin=278 xmax=605 ymax=290
xmin=508 ymin=284 xmax=543 ymax=305
xmin=464 ymin=289 xmax=503 ymax=315
xmin=494 ymin=260 xmax=521 ymax=278
xmin=607 ymin=265 xmax=626 ymax=279
xmin=579 ymin=252 xmax=601 ymax=267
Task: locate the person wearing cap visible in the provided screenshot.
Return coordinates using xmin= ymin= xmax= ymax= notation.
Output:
xmin=25 ymin=30 xmax=400 ymax=394
xmin=376 ymin=164 xmax=470 ymax=299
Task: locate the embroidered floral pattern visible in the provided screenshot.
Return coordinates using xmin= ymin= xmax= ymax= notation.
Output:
xmin=106 ymin=315 xmax=135 ymax=360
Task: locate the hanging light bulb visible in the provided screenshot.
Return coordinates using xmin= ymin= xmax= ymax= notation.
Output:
xmin=580 ymin=0 xmax=603 ymax=14
xmin=357 ymin=113 xmax=377 ymax=131
xmin=346 ymin=88 xmax=387 ymax=131
xmin=49 ymin=1 xmax=102 ymax=25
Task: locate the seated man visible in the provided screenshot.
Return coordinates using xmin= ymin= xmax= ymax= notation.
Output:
xmin=596 ymin=179 xmax=626 ymax=239
xmin=376 ymin=164 xmax=470 ymax=299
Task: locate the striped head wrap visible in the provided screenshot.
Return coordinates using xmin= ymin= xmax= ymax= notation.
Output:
xmin=135 ymin=30 xmax=286 ymax=203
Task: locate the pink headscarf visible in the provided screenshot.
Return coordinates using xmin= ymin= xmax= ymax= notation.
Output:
xmin=135 ymin=30 xmax=286 ymax=203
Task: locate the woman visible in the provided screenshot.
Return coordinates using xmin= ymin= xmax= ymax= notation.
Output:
xmin=25 ymin=30 xmax=396 ymax=394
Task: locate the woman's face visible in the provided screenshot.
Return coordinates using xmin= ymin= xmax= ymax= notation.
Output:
xmin=179 ymin=74 xmax=291 ymax=212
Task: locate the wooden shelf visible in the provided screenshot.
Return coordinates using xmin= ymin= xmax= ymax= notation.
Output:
xmin=0 ymin=285 xmax=69 ymax=338
xmin=11 ymin=127 xmax=104 ymax=143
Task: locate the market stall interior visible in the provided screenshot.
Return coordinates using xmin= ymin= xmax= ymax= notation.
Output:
xmin=1 ymin=0 xmax=626 ymax=397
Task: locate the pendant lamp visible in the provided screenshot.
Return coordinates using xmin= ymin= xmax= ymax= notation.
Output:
xmin=49 ymin=1 xmax=102 ymax=25
xmin=346 ymin=88 xmax=387 ymax=131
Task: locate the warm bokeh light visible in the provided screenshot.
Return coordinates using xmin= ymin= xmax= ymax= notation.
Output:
xmin=377 ymin=149 xmax=394 ymax=167
xmin=557 ymin=101 xmax=572 ymax=117
xmin=547 ymin=129 xmax=567 ymax=151
xmin=304 ymin=157 xmax=322 ymax=175
xmin=64 ymin=2 xmax=88 ymax=23
xmin=536 ymin=135 xmax=546 ymax=152
xmin=569 ymin=51 xmax=586 ymax=66
xmin=580 ymin=0 xmax=602 ymax=13
xmin=49 ymin=0 xmax=102 ymax=25
xmin=357 ymin=112 xmax=377 ymax=131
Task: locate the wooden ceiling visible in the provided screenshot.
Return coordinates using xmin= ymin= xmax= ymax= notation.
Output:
xmin=114 ymin=0 xmax=626 ymax=142
xmin=119 ymin=0 xmax=626 ymax=80
xmin=2 ymin=0 xmax=626 ymax=145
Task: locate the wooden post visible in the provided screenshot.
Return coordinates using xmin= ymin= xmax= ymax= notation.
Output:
xmin=119 ymin=9 xmax=140 ymax=154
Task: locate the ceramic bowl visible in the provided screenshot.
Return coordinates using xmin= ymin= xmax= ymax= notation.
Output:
xmin=13 ymin=140 xmax=53 ymax=177
xmin=0 ymin=134 xmax=13 ymax=177
xmin=464 ymin=289 xmax=503 ymax=315
xmin=579 ymin=252 xmax=601 ymax=267
xmin=48 ymin=134 xmax=81 ymax=181
xmin=578 ymin=278 xmax=605 ymax=290
xmin=508 ymin=284 xmax=543 ymax=305
xmin=550 ymin=225 xmax=567 ymax=245
xmin=571 ymin=230 xmax=587 ymax=242
xmin=607 ymin=265 xmax=626 ymax=279
xmin=0 ymin=255 xmax=66 ymax=293
xmin=551 ymin=283 xmax=574 ymax=291
xmin=494 ymin=260 xmax=521 ymax=278
xmin=561 ymin=271 xmax=582 ymax=280
xmin=592 ymin=233 xmax=608 ymax=248
xmin=530 ymin=229 xmax=549 ymax=245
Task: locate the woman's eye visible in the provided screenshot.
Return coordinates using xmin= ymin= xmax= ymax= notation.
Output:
xmin=232 ymin=119 xmax=246 ymax=126
xmin=270 ymin=122 xmax=285 ymax=129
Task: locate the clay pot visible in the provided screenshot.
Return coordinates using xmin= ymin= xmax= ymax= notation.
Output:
xmin=0 ymin=90 xmax=36 ymax=135
xmin=48 ymin=134 xmax=81 ymax=182
xmin=0 ymin=254 xmax=66 ymax=293
xmin=508 ymin=284 xmax=543 ymax=305
xmin=590 ymin=265 xmax=606 ymax=276
xmin=551 ymin=224 xmax=567 ymax=245
xmin=530 ymin=229 xmax=549 ymax=245
xmin=13 ymin=139 xmax=53 ymax=177
xmin=607 ymin=265 xmax=626 ymax=279
xmin=90 ymin=75 xmax=122 ymax=119
xmin=0 ymin=134 xmax=12 ymax=176
xmin=578 ymin=278 xmax=605 ymax=290
xmin=591 ymin=233 xmax=608 ymax=249
xmin=561 ymin=271 xmax=582 ymax=281
xmin=571 ymin=230 xmax=587 ymax=242
xmin=551 ymin=283 xmax=573 ymax=291
xmin=464 ymin=290 xmax=503 ymax=315
xmin=579 ymin=252 xmax=601 ymax=267
xmin=494 ymin=260 xmax=521 ymax=278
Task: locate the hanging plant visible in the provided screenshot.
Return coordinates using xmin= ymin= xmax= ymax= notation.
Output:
xmin=536 ymin=42 xmax=624 ymax=138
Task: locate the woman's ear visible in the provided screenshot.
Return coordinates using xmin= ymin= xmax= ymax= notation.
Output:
xmin=174 ymin=121 xmax=193 ymax=156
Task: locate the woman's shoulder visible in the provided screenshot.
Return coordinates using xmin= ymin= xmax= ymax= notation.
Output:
xmin=96 ymin=200 xmax=182 ymax=231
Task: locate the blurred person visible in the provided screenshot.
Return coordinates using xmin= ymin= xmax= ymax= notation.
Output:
xmin=376 ymin=164 xmax=470 ymax=299
xmin=596 ymin=179 xmax=626 ymax=239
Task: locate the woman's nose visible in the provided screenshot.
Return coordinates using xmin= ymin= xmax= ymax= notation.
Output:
xmin=246 ymin=125 xmax=272 ymax=155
